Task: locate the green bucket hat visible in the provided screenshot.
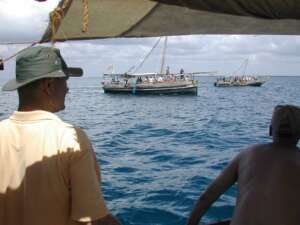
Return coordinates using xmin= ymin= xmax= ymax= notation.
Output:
xmin=2 ymin=46 xmax=83 ymax=91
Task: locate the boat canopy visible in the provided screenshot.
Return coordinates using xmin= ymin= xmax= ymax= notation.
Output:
xmin=41 ymin=0 xmax=300 ymax=43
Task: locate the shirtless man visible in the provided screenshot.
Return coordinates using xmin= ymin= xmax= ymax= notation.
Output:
xmin=187 ymin=105 xmax=300 ymax=225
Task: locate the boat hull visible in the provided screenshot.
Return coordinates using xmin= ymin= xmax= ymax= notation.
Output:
xmin=214 ymin=81 xmax=265 ymax=87
xmin=103 ymin=81 xmax=198 ymax=95
xmin=246 ymin=81 xmax=264 ymax=86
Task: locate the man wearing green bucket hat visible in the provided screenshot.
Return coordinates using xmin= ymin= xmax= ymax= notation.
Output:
xmin=0 ymin=46 xmax=121 ymax=225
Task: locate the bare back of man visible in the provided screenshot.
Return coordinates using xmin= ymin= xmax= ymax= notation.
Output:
xmin=187 ymin=105 xmax=300 ymax=225
xmin=232 ymin=143 xmax=300 ymax=225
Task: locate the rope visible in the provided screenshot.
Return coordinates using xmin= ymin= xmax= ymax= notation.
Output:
xmin=132 ymin=37 xmax=162 ymax=74
xmin=0 ymin=42 xmax=38 ymax=71
xmin=61 ymin=0 xmax=70 ymax=9
xmin=0 ymin=41 xmax=41 ymax=45
xmin=50 ymin=9 xmax=63 ymax=45
xmin=82 ymin=0 xmax=89 ymax=33
xmin=232 ymin=58 xmax=249 ymax=76
xmin=49 ymin=0 xmax=89 ymax=41
xmin=2 ymin=42 xmax=38 ymax=63
xmin=50 ymin=0 xmax=71 ymax=44
xmin=0 ymin=0 xmax=73 ymax=66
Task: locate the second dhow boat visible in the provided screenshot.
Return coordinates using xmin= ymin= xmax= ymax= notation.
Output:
xmin=214 ymin=59 xmax=268 ymax=87
xmin=214 ymin=75 xmax=266 ymax=87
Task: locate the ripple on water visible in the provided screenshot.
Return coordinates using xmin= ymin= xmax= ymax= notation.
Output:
xmin=114 ymin=167 xmax=138 ymax=173
xmin=118 ymin=207 xmax=186 ymax=225
xmin=1 ymin=77 xmax=300 ymax=225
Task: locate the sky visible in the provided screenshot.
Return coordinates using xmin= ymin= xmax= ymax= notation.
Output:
xmin=1 ymin=0 xmax=300 ymax=78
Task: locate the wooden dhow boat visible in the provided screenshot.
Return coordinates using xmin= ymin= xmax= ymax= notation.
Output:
xmin=214 ymin=75 xmax=266 ymax=87
xmin=102 ymin=72 xmax=198 ymax=95
xmin=214 ymin=59 xmax=268 ymax=87
xmin=102 ymin=37 xmax=203 ymax=95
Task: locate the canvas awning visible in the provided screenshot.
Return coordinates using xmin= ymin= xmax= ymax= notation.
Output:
xmin=41 ymin=0 xmax=300 ymax=43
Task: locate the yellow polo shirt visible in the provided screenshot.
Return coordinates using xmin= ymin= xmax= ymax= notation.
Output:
xmin=0 ymin=110 xmax=108 ymax=225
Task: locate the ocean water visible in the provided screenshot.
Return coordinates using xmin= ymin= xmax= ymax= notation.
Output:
xmin=0 ymin=76 xmax=300 ymax=225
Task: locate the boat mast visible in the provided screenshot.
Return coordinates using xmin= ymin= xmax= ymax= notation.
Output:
xmin=160 ymin=36 xmax=168 ymax=74
xmin=242 ymin=58 xmax=249 ymax=76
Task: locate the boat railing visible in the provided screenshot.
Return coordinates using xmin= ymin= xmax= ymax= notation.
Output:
xmin=103 ymin=73 xmax=196 ymax=86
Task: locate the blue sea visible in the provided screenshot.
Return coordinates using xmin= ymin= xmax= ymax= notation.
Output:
xmin=0 ymin=76 xmax=300 ymax=225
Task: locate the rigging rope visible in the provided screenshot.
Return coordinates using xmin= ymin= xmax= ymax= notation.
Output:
xmin=0 ymin=0 xmax=90 ymax=69
xmin=132 ymin=37 xmax=162 ymax=74
xmin=232 ymin=58 xmax=249 ymax=76
xmin=0 ymin=42 xmax=38 ymax=71
xmin=50 ymin=9 xmax=62 ymax=44
xmin=1 ymin=42 xmax=38 ymax=64
xmin=0 ymin=41 xmax=41 ymax=45
xmin=0 ymin=0 xmax=73 ymax=68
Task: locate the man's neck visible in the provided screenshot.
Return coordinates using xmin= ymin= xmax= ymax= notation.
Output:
xmin=273 ymin=138 xmax=298 ymax=148
xmin=18 ymin=104 xmax=52 ymax=112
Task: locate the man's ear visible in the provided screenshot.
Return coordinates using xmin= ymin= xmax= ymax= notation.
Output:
xmin=269 ymin=125 xmax=272 ymax=136
xmin=41 ymin=78 xmax=54 ymax=95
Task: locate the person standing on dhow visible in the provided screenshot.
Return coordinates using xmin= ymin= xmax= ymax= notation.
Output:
xmin=0 ymin=46 xmax=122 ymax=225
xmin=187 ymin=105 xmax=300 ymax=225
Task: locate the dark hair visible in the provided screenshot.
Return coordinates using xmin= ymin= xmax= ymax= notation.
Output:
xmin=271 ymin=105 xmax=300 ymax=139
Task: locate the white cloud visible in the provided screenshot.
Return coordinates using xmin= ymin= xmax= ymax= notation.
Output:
xmin=0 ymin=0 xmax=59 ymax=43
xmin=48 ymin=35 xmax=300 ymax=76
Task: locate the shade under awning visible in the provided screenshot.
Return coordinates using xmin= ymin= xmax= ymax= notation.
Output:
xmin=41 ymin=0 xmax=300 ymax=43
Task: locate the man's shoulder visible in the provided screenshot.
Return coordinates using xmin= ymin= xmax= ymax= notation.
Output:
xmin=238 ymin=143 xmax=271 ymax=159
xmin=47 ymin=114 xmax=78 ymax=132
xmin=0 ymin=118 xmax=12 ymax=128
xmin=41 ymin=113 xmax=88 ymax=143
xmin=57 ymin=122 xmax=91 ymax=147
xmin=0 ymin=118 xmax=9 ymax=123
xmin=247 ymin=143 xmax=270 ymax=151
xmin=56 ymin=119 xmax=75 ymax=130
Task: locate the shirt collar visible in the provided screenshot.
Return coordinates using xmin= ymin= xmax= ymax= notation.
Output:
xmin=9 ymin=110 xmax=62 ymax=122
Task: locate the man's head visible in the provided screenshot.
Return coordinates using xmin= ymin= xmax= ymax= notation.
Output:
xmin=270 ymin=105 xmax=300 ymax=144
xmin=2 ymin=46 xmax=83 ymax=112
